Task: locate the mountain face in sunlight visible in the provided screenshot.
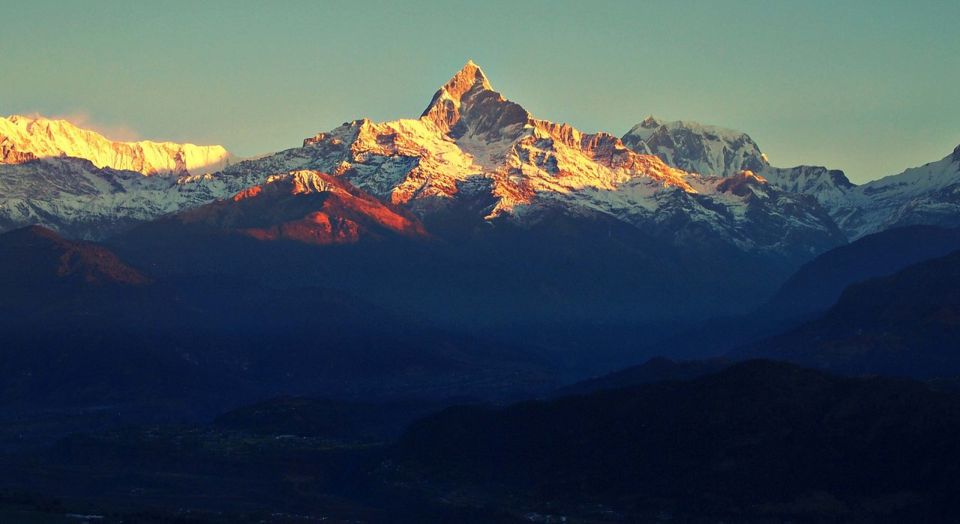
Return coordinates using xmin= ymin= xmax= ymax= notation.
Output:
xmin=0 ymin=114 xmax=231 ymax=176
xmin=159 ymin=170 xmax=428 ymax=245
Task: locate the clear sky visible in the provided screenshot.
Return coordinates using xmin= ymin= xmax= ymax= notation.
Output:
xmin=2 ymin=0 xmax=957 ymax=183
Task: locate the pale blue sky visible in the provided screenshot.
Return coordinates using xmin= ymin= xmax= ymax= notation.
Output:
xmin=1 ymin=0 xmax=957 ymax=183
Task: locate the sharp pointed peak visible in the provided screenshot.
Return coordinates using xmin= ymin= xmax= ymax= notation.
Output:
xmin=641 ymin=115 xmax=665 ymax=128
xmin=461 ymin=58 xmax=485 ymax=76
xmin=442 ymin=59 xmax=493 ymax=95
xmin=421 ymin=60 xmax=500 ymax=130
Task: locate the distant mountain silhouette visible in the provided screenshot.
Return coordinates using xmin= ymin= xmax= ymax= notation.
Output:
xmin=551 ymin=356 xmax=730 ymax=397
xmin=766 ymin=225 xmax=960 ymax=320
xmin=641 ymin=226 xmax=960 ymax=361
xmin=0 ymin=225 xmax=148 ymax=291
xmin=0 ymin=231 xmax=554 ymax=413
xmin=746 ymin=248 xmax=960 ymax=378
xmin=395 ymin=360 xmax=960 ymax=521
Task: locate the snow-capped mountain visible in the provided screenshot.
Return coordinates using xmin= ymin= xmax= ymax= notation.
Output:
xmin=839 ymin=145 xmax=960 ymax=238
xmin=759 ymin=165 xmax=855 ymax=213
xmin=0 ymin=115 xmax=231 ymax=175
xmin=228 ymin=61 xmax=695 ymax=218
xmin=215 ymin=61 xmax=843 ymax=258
xmin=622 ymin=115 xmax=960 ymax=240
xmin=621 ymin=117 xmax=857 ymax=213
xmin=0 ymin=157 xmax=236 ymax=239
xmin=622 ymin=116 xmax=770 ymax=177
xmin=19 ymin=61 xmax=960 ymax=255
xmin=0 ymin=157 xmax=180 ymax=238
xmin=0 ymin=61 xmax=895 ymax=322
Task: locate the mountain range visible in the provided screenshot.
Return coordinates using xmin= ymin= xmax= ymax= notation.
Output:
xmin=1 ymin=63 xmax=957 ymax=255
xmin=623 ymin=115 xmax=960 ymax=239
xmin=766 ymin=224 xmax=960 ymax=320
xmin=170 ymin=61 xmax=844 ymax=264
xmin=1 ymin=60 xmax=958 ymax=363
xmin=744 ymin=246 xmax=960 ymax=378
xmin=396 ymin=360 xmax=960 ymax=521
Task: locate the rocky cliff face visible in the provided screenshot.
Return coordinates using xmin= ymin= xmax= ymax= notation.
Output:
xmin=623 ymin=116 xmax=770 ymax=177
xmin=621 ymin=118 xmax=858 ymax=215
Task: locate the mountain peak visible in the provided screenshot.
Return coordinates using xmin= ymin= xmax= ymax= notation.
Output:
xmin=420 ymin=61 xmax=500 ymax=133
xmin=621 ymin=116 xmax=665 ymax=147
xmin=622 ymin=117 xmax=770 ymax=178
xmin=641 ymin=115 xmax=664 ymax=128
xmin=442 ymin=60 xmax=493 ymax=98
